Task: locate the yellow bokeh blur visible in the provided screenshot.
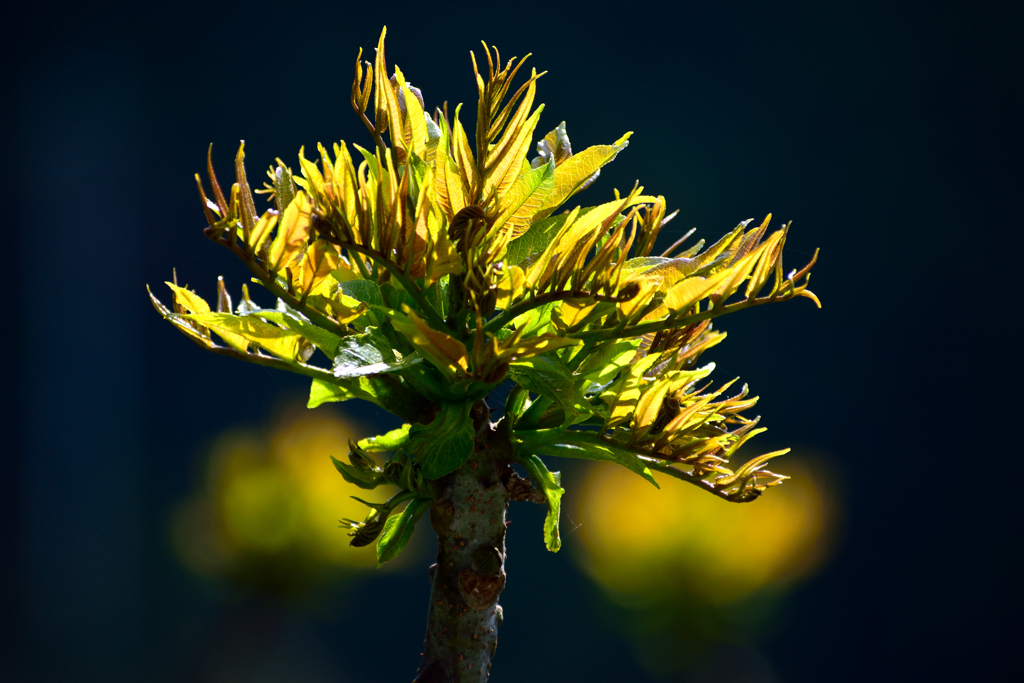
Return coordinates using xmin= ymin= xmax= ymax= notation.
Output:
xmin=171 ymin=404 xmax=415 ymax=596
xmin=572 ymin=456 xmax=836 ymax=606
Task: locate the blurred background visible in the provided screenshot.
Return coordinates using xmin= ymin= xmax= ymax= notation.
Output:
xmin=2 ymin=1 xmax=1020 ymax=681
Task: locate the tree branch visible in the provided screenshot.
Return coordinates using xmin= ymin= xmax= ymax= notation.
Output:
xmin=504 ymin=470 xmax=547 ymax=505
xmin=206 ymin=344 xmax=336 ymax=381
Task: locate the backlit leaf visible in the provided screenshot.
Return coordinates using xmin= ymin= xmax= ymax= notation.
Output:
xmin=389 ymin=307 xmax=469 ymax=381
xmin=518 ymin=454 xmax=564 ymax=552
xmin=535 ymin=132 xmax=631 ymax=217
xmin=492 ymin=158 xmax=554 ymax=238
xmin=377 ymin=497 xmax=430 ymax=567
xmin=254 ymin=308 xmax=342 ymax=357
xmin=509 ymin=354 xmax=591 ymax=424
xmin=267 ymin=191 xmax=312 ymax=273
xmin=358 ymin=424 xmax=412 ymax=453
xmin=188 ymin=312 xmax=303 ymax=360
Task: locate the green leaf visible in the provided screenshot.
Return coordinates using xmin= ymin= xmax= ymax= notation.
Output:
xmin=381 ymin=281 xmax=417 ymax=313
xmin=424 ymin=277 xmax=449 ymax=320
xmin=621 ymin=256 xmax=671 ymax=274
xmin=407 ymin=401 xmax=475 ymax=479
xmin=510 ymin=300 xmax=559 ymax=337
xmin=535 ymin=133 xmax=631 ymax=217
xmin=509 ymin=355 xmax=591 ymax=424
xmin=518 ymin=454 xmax=564 ymax=552
xmin=505 ymin=195 xmax=649 ymax=270
xmin=517 ymin=429 xmax=659 ymax=487
xmin=334 ymin=333 xmax=421 ymax=378
xmin=359 ymin=374 xmax=432 ymax=423
xmin=338 ymin=278 xmax=384 ymax=308
xmin=358 ymin=424 xmax=412 ymax=453
xmin=308 ymin=374 xmax=429 ymax=423
xmin=187 ymin=312 xmax=302 ymax=360
xmin=252 ymin=308 xmax=343 ymax=357
xmin=492 ymin=159 xmax=555 ymax=237
xmin=388 ymin=307 xmax=470 ymax=382
xmin=377 ymin=497 xmax=430 ymax=567
xmin=575 ymin=338 xmax=641 ymax=388
xmin=505 ymin=213 xmax=571 ymax=267
xmin=352 ymin=144 xmax=379 ymax=182
xmin=308 ymin=377 xmax=361 ymax=408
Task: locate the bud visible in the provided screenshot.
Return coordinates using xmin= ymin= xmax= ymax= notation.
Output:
xmin=331 ymin=450 xmax=383 ymax=490
xmin=216 ymin=276 xmax=232 ymax=313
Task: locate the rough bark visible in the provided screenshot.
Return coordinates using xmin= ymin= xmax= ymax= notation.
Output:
xmin=413 ymin=401 xmax=513 ymax=683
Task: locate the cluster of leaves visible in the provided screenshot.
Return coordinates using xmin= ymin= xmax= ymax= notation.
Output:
xmin=151 ymin=28 xmax=819 ymax=563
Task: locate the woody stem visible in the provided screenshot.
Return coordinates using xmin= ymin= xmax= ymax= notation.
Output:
xmin=414 ymin=403 xmax=512 ymax=683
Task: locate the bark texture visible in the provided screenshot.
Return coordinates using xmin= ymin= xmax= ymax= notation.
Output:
xmin=414 ymin=402 xmax=512 ymax=683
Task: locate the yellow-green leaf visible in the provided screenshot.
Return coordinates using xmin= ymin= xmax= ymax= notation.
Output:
xmin=189 ymin=312 xmax=303 ymax=361
xmin=536 ymin=133 xmax=631 ymax=217
xmin=388 ymin=306 xmax=469 ymax=381
xmin=492 ymin=159 xmax=555 ymax=239
xmin=165 ymin=282 xmax=211 ymax=315
xmin=267 ymin=191 xmax=312 ymax=273
xmin=552 ymin=300 xmax=598 ymax=331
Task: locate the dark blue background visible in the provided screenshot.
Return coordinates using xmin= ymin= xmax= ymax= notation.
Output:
xmin=3 ymin=1 xmax=1020 ymax=681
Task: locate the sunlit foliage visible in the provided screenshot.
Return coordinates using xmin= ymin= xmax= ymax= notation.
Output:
xmin=153 ymin=27 xmax=819 ymax=565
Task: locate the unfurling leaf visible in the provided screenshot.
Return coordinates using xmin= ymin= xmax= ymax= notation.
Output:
xmin=518 ymin=454 xmax=564 ymax=552
xmin=331 ymin=450 xmax=384 ymax=490
xmin=377 ymin=497 xmax=430 ymax=567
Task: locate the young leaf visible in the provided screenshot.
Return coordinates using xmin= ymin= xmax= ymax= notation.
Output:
xmin=188 ymin=312 xmax=303 ymax=360
xmin=531 ymin=122 xmax=573 ymax=168
xmin=331 ymin=455 xmax=383 ymax=490
xmin=377 ymin=498 xmax=431 ymax=567
xmin=406 ymin=401 xmax=475 ymax=479
xmin=535 ymin=133 xmax=631 ymax=217
xmin=267 ymin=191 xmax=312 ymax=274
xmin=505 ymin=216 xmax=561 ymax=267
xmin=150 ymin=284 xmax=214 ymax=348
xmin=308 ymin=374 xmax=429 ymax=424
xmin=254 ymin=308 xmax=343 ymax=357
xmin=165 ymin=282 xmax=211 ymax=315
xmin=333 ymin=333 xmax=419 ymax=378
xmin=575 ymin=338 xmax=641 ymax=387
xmin=338 ymin=278 xmax=385 ymax=307
xmin=517 ymin=429 xmax=658 ymax=487
xmin=308 ymin=377 xmax=362 ymax=408
xmin=518 ymin=453 xmax=564 ymax=552
xmin=358 ymin=424 xmax=412 ymax=453
xmin=492 ymin=158 xmax=555 ymax=238
xmin=508 ymin=354 xmax=591 ymax=424
xmin=389 ymin=307 xmax=469 ymax=381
